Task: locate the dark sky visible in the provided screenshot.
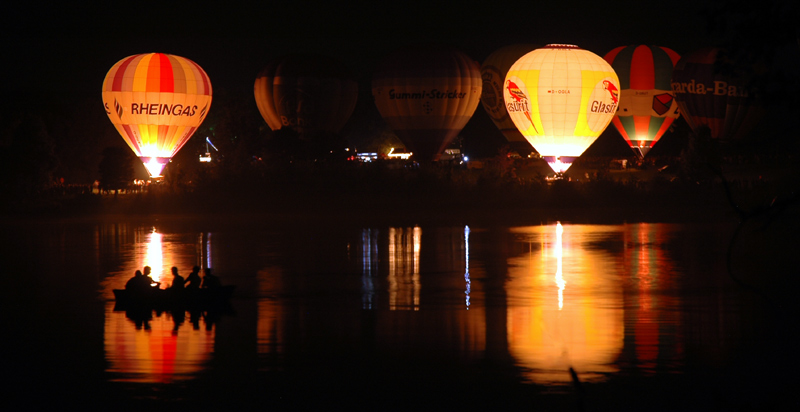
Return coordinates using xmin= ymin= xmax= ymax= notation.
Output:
xmin=4 ymin=0 xmax=719 ymax=99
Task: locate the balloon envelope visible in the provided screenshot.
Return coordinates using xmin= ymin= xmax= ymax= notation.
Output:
xmin=670 ymin=47 xmax=763 ymax=141
xmin=604 ymin=45 xmax=680 ymax=158
xmin=504 ymin=44 xmax=620 ymax=173
xmin=254 ymin=54 xmax=358 ymax=137
xmin=372 ymin=46 xmax=482 ymax=161
xmin=102 ymin=53 xmax=212 ymax=177
xmin=481 ymin=44 xmax=539 ymax=155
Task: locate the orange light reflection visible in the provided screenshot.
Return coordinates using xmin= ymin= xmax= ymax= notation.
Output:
xmin=507 ymin=224 xmax=624 ymax=384
xmin=388 ymin=227 xmax=421 ymax=310
xmin=144 ymin=228 xmax=163 ymax=284
xmin=104 ymin=309 xmax=214 ymax=383
xmin=103 ymin=225 xmax=214 ymax=383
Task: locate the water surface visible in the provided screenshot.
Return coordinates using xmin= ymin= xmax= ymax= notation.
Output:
xmin=3 ymin=216 xmax=796 ymax=410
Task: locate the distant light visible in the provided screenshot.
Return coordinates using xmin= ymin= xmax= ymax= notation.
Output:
xmin=356 ymin=152 xmax=378 ymax=162
xmin=387 ymin=147 xmax=412 ymax=160
xmin=205 ymin=137 xmax=219 ymax=152
xmin=464 ymin=156 xmax=469 ymax=162
xmin=199 ymin=153 xmax=212 ymax=162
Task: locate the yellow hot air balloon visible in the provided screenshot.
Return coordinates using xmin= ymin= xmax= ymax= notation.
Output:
xmin=480 ymin=44 xmax=539 ymax=156
xmin=102 ymin=53 xmax=212 ymax=177
xmin=504 ymin=44 xmax=620 ymax=174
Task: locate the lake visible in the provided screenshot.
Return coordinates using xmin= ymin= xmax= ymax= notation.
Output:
xmin=3 ymin=213 xmax=797 ymax=411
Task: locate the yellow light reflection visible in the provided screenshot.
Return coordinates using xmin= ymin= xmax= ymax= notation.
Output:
xmin=507 ymin=224 xmax=624 ymax=384
xmin=555 ymin=222 xmax=565 ymax=310
xmin=144 ymin=228 xmax=163 ymax=284
xmin=388 ymin=226 xmax=421 ymax=310
xmin=102 ymin=224 xmax=216 ymax=383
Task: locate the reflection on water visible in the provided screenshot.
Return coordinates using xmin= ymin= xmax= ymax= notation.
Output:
xmin=464 ymin=225 xmax=471 ymax=310
xmin=142 ymin=228 xmax=163 ymax=283
xmin=102 ymin=222 xmax=688 ymax=385
xmin=58 ymin=217 xmax=783 ymax=407
xmin=388 ymin=226 xmax=421 ymax=310
xmin=102 ymin=225 xmax=222 ymax=383
xmin=506 ymin=224 xmax=625 ymax=384
xmin=622 ymin=223 xmax=682 ymax=374
xmin=104 ymin=302 xmax=215 ymax=383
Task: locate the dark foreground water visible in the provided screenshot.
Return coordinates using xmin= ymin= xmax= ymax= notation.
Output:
xmin=3 ymin=214 xmax=798 ymax=411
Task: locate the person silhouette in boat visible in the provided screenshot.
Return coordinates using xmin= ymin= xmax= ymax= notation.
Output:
xmin=170 ymin=266 xmax=185 ymax=289
xmin=202 ymin=267 xmax=221 ymax=289
xmin=125 ymin=270 xmax=144 ymax=290
xmin=142 ymin=266 xmax=160 ymax=289
xmin=185 ymin=266 xmax=202 ymax=289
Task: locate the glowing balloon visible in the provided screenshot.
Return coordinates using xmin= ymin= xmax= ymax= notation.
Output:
xmin=102 ymin=53 xmax=212 ymax=177
xmin=504 ymin=45 xmax=620 ymax=174
xmin=604 ymin=45 xmax=681 ymax=158
xmin=372 ymin=46 xmax=482 ymax=161
xmin=480 ymin=44 xmax=539 ymax=155
xmin=254 ymin=54 xmax=358 ymax=137
xmin=670 ymin=47 xmax=763 ymax=141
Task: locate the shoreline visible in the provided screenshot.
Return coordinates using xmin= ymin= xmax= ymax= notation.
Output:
xmin=4 ymin=158 xmax=795 ymax=227
xmin=0 ymin=185 xmax=750 ymax=227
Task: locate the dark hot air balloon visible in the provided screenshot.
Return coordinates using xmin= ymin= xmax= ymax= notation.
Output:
xmin=481 ymin=44 xmax=539 ymax=156
xmin=254 ymin=54 xmax=358 ymax=138
xmin=670 ymin=47 xmax=763 ymax=141
xmin=372 ymin=46 xmax=482 ymax=162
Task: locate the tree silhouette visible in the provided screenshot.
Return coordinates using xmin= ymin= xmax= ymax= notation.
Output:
xmin=98 ymin=146 xmax=135 ymax=193
xmin=0 ymin=112 xmax=58 ymax=196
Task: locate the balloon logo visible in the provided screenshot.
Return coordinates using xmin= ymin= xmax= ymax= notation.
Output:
xmin=604 ymin=45 xmax=681 ymax=158
xmin=480 ymin=44 xmax=539 ymax=155
xmin=504 ymin=45 xmax=620 ymax=173
xmin=670 ymin=47 xmax=763 ymax=141
xmin=254 ymin=54 xmax=358 ymax=138
xmin=372 ymin=46 xmax=482 ymax=162
xmin=102 ymin=53 xmax=212 ymax=177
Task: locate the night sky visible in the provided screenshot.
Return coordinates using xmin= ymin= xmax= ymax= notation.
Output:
xmin=3 ymin=0 xmax=798 ymax=158
xmin=4 ymin=1 xmax=719 ymax=97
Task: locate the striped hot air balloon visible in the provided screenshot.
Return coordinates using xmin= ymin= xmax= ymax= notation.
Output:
xmin=102 ymin=53 xmax=212 ymax=177
xmin=372 ymin=46 xmax=482 ymax=162
xmin=604 ymin=45 xmax=681 ymax=158
xmin=504 ymin=45 xmax=620 ymax=174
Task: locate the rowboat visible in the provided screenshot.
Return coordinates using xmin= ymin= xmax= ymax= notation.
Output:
xmin=113 ymin=285 xmax=235 ymax=309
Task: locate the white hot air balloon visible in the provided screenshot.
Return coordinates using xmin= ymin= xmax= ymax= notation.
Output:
xmin=504 ymin=44 xmax=620 ymax=174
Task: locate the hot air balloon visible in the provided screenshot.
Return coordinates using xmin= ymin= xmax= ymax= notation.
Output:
xmin=504 ymin=44 xmax=620 ymax=174
xmin=102 ymin=53 xmax=212 ymax=178
xmin=372 ymin=46 xmax=482 ymax=162
xmin=481 ymin=44 xmax=539 ymax=156
xmin=254 ymin=54 xmax=358 ymax=139
xmin=604 ymin=45 xmax=681 ymax=158
xmin=670 ymin=47 xmax=763 ymax=141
